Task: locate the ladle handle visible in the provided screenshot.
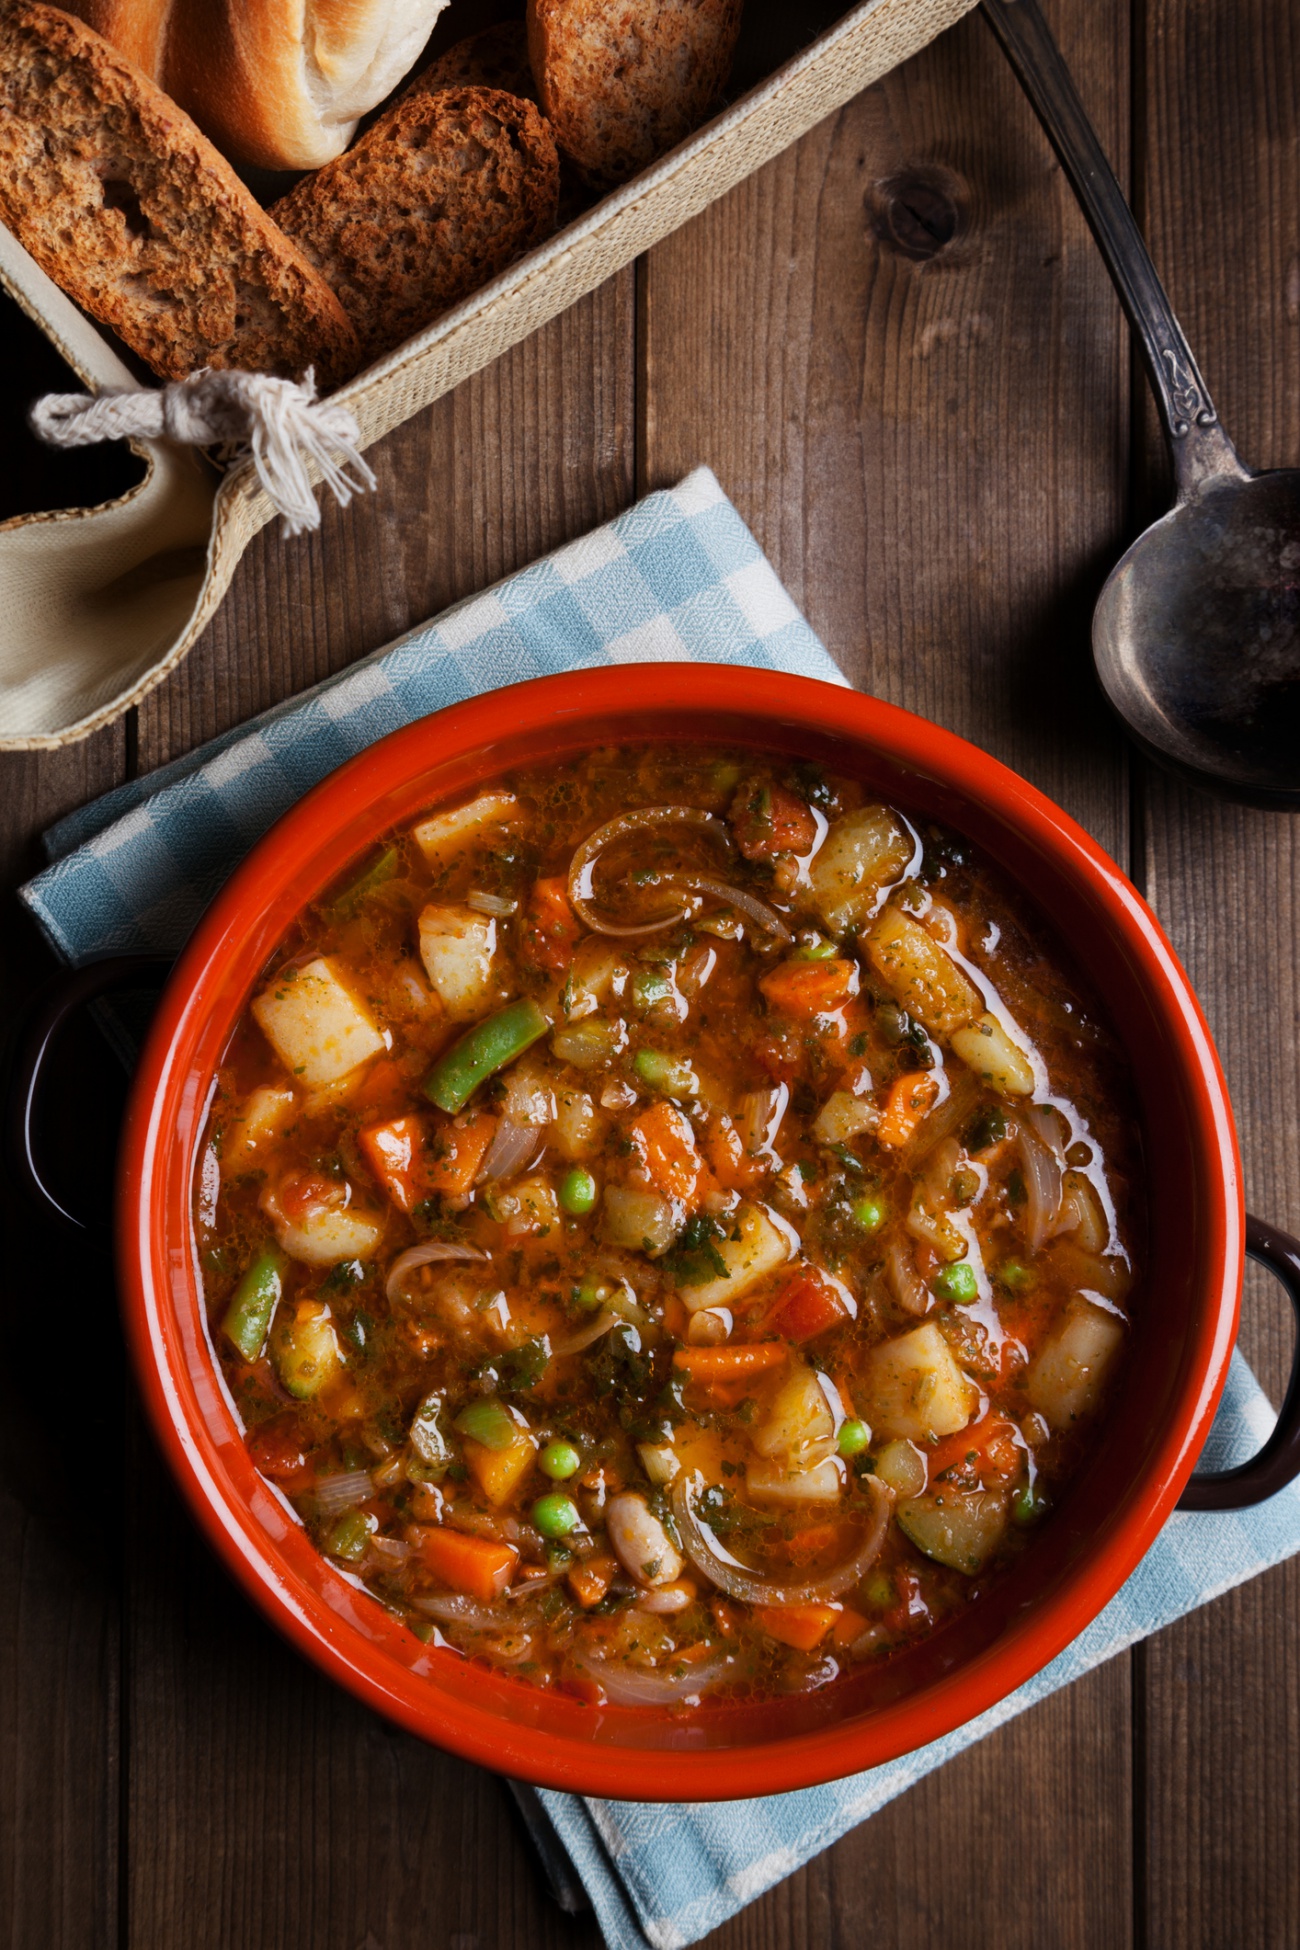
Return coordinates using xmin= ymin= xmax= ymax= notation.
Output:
xmin=981 ymin=0 xmax=1245 ymax=498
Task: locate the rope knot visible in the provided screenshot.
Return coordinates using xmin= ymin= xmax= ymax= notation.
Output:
xmin=28 ymin=367 xmax=377 ymax=537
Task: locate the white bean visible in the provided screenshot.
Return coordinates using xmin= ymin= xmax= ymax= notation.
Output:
xmin=605 ymin=1492 xmax=684 ymax=1588
xmin=635 ymin=1581 xmax=697 ymax=1615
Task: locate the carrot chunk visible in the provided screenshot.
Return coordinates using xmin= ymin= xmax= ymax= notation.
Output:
xmin=701 ymin=1113 xmax=764 ymax=1192
xmin=567 ymin=1550 xmax=619 ymax=1609
xmin=359 ymin=1112 xmax=428 ymax=1213
xmin=520 ymin=876 xmax=580 ymax=975
xmin=413 ymin=1525 xmax=518 ymax=1601
xmin=759 ymin=959 xmax=859 ymax=1018
xmin=672 ymin=1342 xmax=788 ymax=1406
xmin=926 ymin=1414 xmax=1021 ymax=1487
xmin=831 ymin=1606 xmax=869 ymax=1648
xmin=877 ymin=1070 xmax=941 ymax=1148
xmin=424 ymin=1107 xmax=497 ymax=1198
xmin=752 ymin=1603 xmax=841 ymax=1651
xmin=631 ymin=1102 xmax=706 ymax=1203
xmin=770 ymin=1266 xmax=849 ymax=1343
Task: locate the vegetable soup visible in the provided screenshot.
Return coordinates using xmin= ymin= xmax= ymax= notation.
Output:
xmin=196 ymin=744 xmax=1140 ymax=1709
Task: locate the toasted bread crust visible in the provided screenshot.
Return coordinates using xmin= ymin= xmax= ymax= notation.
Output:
xmin=0 ymin=4 xmax=360 ymax=385
xmin=401 ymin=21 xmax=538 ymax=106
xmin=272 ymin=87 xmax=560 ymax=369
xmin=528 ymin=0 xmax=742 ymax=184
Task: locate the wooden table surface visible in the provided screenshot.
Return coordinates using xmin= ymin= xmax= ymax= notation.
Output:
xmin=3 ymin=1 xmax=1299 ymax=1944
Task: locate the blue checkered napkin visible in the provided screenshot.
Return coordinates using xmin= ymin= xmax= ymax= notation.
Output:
xmin=23 ymin=466 xmax=844 ymax=960
xmin=18 ymin=467 xmax=1300 ymax=1950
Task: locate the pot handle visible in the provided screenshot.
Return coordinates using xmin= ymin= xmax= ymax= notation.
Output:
xmin=1178 ymin=1214 xmax=1300 ymax=1511
xmin=6 ymin=953 xmax=173 ymax=1232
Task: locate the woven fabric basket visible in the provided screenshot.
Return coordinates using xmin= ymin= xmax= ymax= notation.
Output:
xmin=0 ymin=0 xmax=975 ymax=750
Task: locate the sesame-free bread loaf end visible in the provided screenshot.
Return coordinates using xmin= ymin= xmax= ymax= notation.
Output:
xmin=272 ymin=87 xmax=559 ymax=370
xmin=0 ymin=4 xmax=361 ymax=386
xmin=528 ymin=0 xmax=743 ymax=184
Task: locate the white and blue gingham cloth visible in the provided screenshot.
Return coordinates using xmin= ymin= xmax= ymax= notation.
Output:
xmin=19 ymin=466 xmax=1300 ymax=1950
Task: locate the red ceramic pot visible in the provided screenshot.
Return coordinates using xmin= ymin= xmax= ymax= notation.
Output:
xmin=67 ymin=666 xmax=1300 ymax=1797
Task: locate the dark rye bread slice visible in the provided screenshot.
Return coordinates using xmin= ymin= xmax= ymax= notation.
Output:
xmin=272 ymin=88 xmax=559 ymax=370
xmin=527 ymin=0 xmax=743 ymax=185
xmin=0 ymin=4 xmax=360 ymax=387
xmin=401 ymin=21 xmax=538 ymax=105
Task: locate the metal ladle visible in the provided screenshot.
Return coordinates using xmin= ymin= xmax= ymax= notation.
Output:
xmin=983 ymin=0 xmax=1300 ymax=808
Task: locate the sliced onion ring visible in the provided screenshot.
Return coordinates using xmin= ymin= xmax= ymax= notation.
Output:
xmin=578 ymin=1652 xmax=732 ymax=1705
xmin=477 ymin=1113 xmax=541 ymax=1184
xmin=671 ymin=1471 xmax=893 ymax=1607
xmin=385 ymin=1239 xmax=489 ymax=1304
xmin=675 ymin=873 xmax=793 ymax=943
xmin=413 ymin=1592 xmax=508 ymax=1631
xmin=568 ymin=806 xmax=728 ymax=937
xmin=551 ymin=1309 xmax=620 ymax=1356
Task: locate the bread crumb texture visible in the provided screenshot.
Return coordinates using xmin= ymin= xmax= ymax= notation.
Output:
xmin=402 ymin=21 xmax=538 ymax=105
xmin=0 ymin=4 xmax=360 ymax=385
xmin=528 ymin=0 xmax=743 ymax=183
xmin=273 ymin=88 xmax=560 ymax=368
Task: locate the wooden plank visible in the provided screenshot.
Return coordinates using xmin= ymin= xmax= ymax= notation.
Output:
xmin=641 ymin=5 xmax=1136 ymax=1945
xmin=123 ymin=277 xmax=632 ymax=1950
xmin=1135 ymin=0 xmax=1300 ymax=1940
xmin=0 ymin=733 xmax=127 ymax=1950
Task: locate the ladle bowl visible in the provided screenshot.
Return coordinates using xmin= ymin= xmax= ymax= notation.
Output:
xmin=984 ymin=0 xmax=1300 ymax=808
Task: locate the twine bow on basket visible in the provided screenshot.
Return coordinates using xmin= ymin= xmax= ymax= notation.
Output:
xmin=29 ymin=367 xmax=378 ymax=536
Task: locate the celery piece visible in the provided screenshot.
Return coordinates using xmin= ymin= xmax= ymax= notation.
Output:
xmin=221 ymin=1247 xmax=287 ymax=1363
xmin=423 ymin=998 xmax=548 ymax=1113
xmin=409 ymin=1393 xmax=451 ymax=1475
xmin=330 ymin=845 xmax=399 ymax=916
xmin=632 ymin=1048 xmax=697 ymax=1099
xmin=452 ymin=1397 xmax=518 ymax=1452
xmin=326 ymin=1508 xmax=374 ymax=1562
xmin=632 ymin=967 xmax=673 ymax=1011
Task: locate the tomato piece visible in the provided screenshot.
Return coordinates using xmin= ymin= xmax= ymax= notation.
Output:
xmin=358 ymin=1112 xmax=427 ymax=1213
xmin=729 ymin=778 xmax=817 ymax=860
xmin=520 ymin=876 xmax=580 ymax=975
xmin=247 ymin=1413 xmax=314 ymax=1491
xmin=877 ymin=1071 xmax=940 ymax=1148
xmin=770 ymin=1265 xmax=849 ymax=1343
xmin=701 ymin=1113 xmax=764 ymax=1191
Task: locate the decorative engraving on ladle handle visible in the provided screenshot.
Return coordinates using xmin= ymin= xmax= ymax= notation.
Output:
xmin=980 ymin=0 xmax=1245 ymax=494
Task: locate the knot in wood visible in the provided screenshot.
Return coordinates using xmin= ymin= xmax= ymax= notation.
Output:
xmin=868 ymin=166 xmax=968 ymax=262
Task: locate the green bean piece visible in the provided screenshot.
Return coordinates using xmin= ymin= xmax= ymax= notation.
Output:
xmin=330 ymin=844 xmax=398 ymax=916
xmin=793 ymin=937 xmax=837 ymax=961
xmin=221 ymin=1246 xmax=288 ymax=1362
xmin=632 ymin=1048 xmax=698 ymax=1099
xmin=836 ymin=1418 xmax=871 ymax=1458
xmin=539 ymin=1439 xmax=581 ymax=1480
xmin=559 ymin=1167 xmax=598 ymax=1216
xmin=326 ymin=1508 xmax=375 ymax=1562
xmin=632 ymin=967 xmax=674 ymax=1010
xmin=452 ymin=1397 xmax=519 ymax=1452
xmin=1012 ymin=1480 xmax=1049 ymax=1526
xmin=933 ymin=1261 xmax=978 ymax=1304
xmin=423 ymin=998 xmax=549 ymax=1113
xmin=532 ymin=1492 xmax=581 ymax=1538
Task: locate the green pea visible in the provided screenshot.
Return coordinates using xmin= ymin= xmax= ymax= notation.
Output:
xmin=852 ymin=1195 xmax=887 ymax=1234
xmin=532 ymin=1492 xmax=581 ymax=1539
xmin=539 ymin=1439 xmax=582 ymax=1480
xmin=559 ymin=1167 xmax=598 ymax=1216
xmin=933 ymin=1261 xmax=978 ymax=1304
xmin=1012 ymin=1480 xmax=1049 ymax=1526
xmin=837 ymin=1419 xmax=871 ymax=1458
xmin=998 ymin=1259 xmax=1034 ymax=1293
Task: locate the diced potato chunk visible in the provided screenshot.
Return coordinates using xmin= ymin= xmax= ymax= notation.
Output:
xmin=418 ymin=905 xmax=498 ymax=1021
xmin=813 ymin=1089 xmax=878 ymax=1146
xmin=552 ymin=1086 xmax=604 ymax=1160
xmin=563 ymin=938 xmax=627 ymax=1020
xmin=637 ymin=1443 xmax=680 ymax=1486
xmin=411 ymin=790 xmax=519 ymax=866
xmin=602 ymin=1184 xmax=682 ymax=1257
xmin=746 ymin=1457 xmax=843 ymax=1506
xmin=222 ymin=1083 xmax=297 ymax=1170
xmin=1026 ymin=1298 xmax=1125 ymax=1429
xmin=864 ymin=1321 xmax=979 ymax=1441
xmin=753 ymin=1364 xmax=835 ymax=1464
xmin=949 ymin=1012 xmax=1036 ymax=1096
xmin=262 ymin=1186 xmax=385 ymax=1267
xmin=678 ymin=1202 xmax=793 ymax=1312
xmin=490 ymin=1173 xmax=560 ymax=1239
xmin=875 ymin=1438 xmax=927 ymax=1498
xmin=808 ymin=806 xmax=915 ymax=935
xmin=865 ymin=908 xmax=981 ymax=1038
xmin=272 ymin=1300 xmax=344 ymax=1399
xmin=252 ymin=958 xmax=386 ymax=1088
xmin=897 ymin=1489 xmax=1008 ymax=1574
xmin=463 ymin=1424 xmax=536 ymax=1507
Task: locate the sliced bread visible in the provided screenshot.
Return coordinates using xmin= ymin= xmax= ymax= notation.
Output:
xmin=0 ymin=4 xmax=360 ymax=386
xmin=272 ymin=87 xmax=559 ymax=369
xmin=401 ymin=21 xmax=538 ymax=105
xmin=527 ymin=0 xmax=743 ymax=184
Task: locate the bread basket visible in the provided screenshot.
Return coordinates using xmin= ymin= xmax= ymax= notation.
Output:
xmin=0 ymin=0 xmax=976 ymax=750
